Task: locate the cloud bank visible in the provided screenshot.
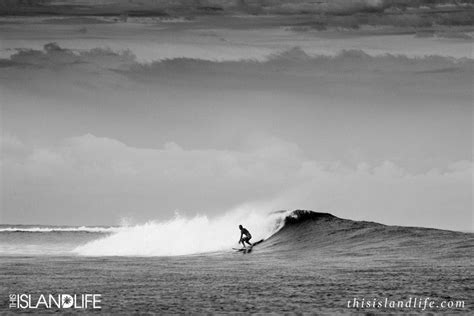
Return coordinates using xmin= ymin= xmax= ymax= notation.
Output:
xmin=2 ymin=133 xmax=471 ymax=230
xmin=2 ymin=43 xmax=472 ymax=70
xmin=1 ymin=43 xmax=471 ymax=231
xmin=2 ymin=43 xmax=472 ymax=99
xmin=1 ymin=0 xmax=471 ymax=16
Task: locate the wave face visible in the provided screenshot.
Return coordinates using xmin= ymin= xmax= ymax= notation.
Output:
xmin=259 ymin=210 xmax=473 ymax=260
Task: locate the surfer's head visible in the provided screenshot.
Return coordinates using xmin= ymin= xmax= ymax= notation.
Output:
xmin=239 ymin=225 xmax=243 ymax=230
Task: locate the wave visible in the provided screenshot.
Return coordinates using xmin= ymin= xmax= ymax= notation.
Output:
xmin=3 ymin=210 xmax=471 ymax=257
xmin=72 ymin=209 xmax=473 ymax=258
xmin=0 ymin=226 xmax=121 ymax=233
xmin=74 ymin=210 xmax=287 ymax=256
xmin=258 ymin=210 xmax=473 ymax=259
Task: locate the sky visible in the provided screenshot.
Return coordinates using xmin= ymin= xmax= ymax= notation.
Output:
xmin=0 ymin=9 xmax=472 ymax=230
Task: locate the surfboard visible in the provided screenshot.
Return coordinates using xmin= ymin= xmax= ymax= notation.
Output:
xmin=233 ymin=239 xmax=264 ymax=253
xmin=232 ymin=247 xmax=247 ymax=252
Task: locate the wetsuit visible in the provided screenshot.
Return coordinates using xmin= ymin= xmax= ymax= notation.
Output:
xmin=240 ymin=227 xmax=252 ymax=246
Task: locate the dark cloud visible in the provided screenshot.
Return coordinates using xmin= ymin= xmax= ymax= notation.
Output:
xmin=1 ymin=43 xmax=471 ymax=171
xmin=1 ymin=42 xmax=134 ymax=69
xmin=115 ymin=47 xmax=473 ymax=100
xmin=129 ymin=46 xmax=473 ymax=74
xmin=0 ymin=0 xmax=384 ymax=15
xmin=1 ymin=42 xmax=81 ymax=68
xmin=1 ymin=43 xmax=472 ymax=100
xmin=1 ymin=0 xmax=472 ymax=21
xmin=4 ymin=43 xmax=472 ymax=73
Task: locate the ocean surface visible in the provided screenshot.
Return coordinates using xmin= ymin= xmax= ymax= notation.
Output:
xmin=1 ymin=210 xmax=472 ymax=313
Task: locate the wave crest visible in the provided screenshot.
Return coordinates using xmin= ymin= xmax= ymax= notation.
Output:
xmin=74 ymin=210 xmax=286 ymax=256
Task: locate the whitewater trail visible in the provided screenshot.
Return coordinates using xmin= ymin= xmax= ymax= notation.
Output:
xmin=74 ymin=209 xmax=288 ymax=256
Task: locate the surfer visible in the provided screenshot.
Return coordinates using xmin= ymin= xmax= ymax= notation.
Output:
xmin=238 ymin=225 xmax=252 ymax=248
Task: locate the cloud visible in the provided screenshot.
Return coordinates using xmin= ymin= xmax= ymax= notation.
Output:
xmin=0 ymin=42 xmax=134 ymax=69
xmin=0 ymin=0 xmax=390 ymax=15
xmin=1 ymin=133 xmax=308 ymax=223
xmin=2 ymin=44 xmax=471 ymax=102
xmin=1 ymin=133 xmax=472 ymax=230
xmin=2 ymin=43 xmax=471 ymax=70
xmin=263 ymin=0 xmax=387 ymax=14
xmin=1 ymin=133 xmax=24 ymax=151
xmin=4 ymin=0 xmax=466 ymax=16
xmin=1 ymin=42 xmax=471 ymax=230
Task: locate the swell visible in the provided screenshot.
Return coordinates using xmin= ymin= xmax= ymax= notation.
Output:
xmin=0 ymin=226 xmax=120 ymax=233
xmin=259 ymin=210 xmax=473 ymax=260
xmin=2 ymin=210 xmax=471 ymax=258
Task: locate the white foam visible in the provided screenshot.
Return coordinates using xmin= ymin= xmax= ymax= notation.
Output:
xmin=74 ymin=209 xmax=286 ymax=256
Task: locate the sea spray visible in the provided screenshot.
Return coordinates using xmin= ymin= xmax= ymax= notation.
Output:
xmin=74 ymin=209 xmax=287 ymax=256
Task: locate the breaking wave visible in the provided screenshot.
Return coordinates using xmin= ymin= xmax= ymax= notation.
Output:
xmin=2 ymin=210 xmax=471 ymax=258
xmin=73 ymin=209 xmax=473 ymax=258
xmin=74 ymin=209 xmax=287 ymax=256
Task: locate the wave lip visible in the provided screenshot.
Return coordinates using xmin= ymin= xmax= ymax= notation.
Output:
xmin=282 ymin=209 xmax=337 ymax=225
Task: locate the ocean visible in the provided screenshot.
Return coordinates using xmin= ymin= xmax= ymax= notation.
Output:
xmin=0 ymin=210 xmax=472 ymax=313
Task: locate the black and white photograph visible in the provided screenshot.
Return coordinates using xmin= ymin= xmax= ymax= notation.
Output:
xmin=0 ymin=0 xmax=472 ymax=314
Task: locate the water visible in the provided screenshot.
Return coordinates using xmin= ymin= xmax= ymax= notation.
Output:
xmin=1 ymin=211 xmax=472 ymax=313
